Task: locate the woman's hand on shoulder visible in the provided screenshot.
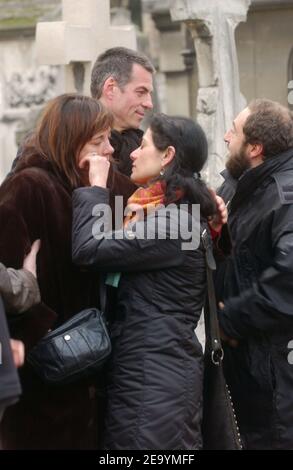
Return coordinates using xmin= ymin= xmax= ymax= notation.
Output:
xmin=10 ymin=339 xmax=25 ymax=368
xmin=23 ymin=239 xmax=41 ymax=278
xmin=79 ymin=153 xmax=110 ymax=188
xmin=208 ymin=190 xmax=228 ymax=234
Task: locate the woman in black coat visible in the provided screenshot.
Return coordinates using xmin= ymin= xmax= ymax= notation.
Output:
xmin=72 ymin=114 xmax=217 ymax=450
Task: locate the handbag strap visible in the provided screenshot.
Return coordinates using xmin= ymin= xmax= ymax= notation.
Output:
xmin=99 ymin=274 xmax=107 ymax=314
xmin=201 ymin=228 xmax=243 ymax=449
xmin=201 ymin=228 xmax=224 ymax=365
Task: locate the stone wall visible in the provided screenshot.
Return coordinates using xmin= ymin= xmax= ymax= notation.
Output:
xmin=0 ymin=0 xmax=60 ymax=31
xmin=0 ymin=1 xmax=61 ymax=180
xmin=0 ymin=36 xmax=61 ymax=180
xmin=236 ymin=5 xmax=293 ymax=106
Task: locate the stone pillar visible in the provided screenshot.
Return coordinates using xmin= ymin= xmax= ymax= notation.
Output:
xmin=170 ymin=0 xmax=251 ymax=188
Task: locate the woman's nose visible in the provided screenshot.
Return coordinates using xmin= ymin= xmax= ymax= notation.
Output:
xmin=130 ymin=149 xmax=139 ymax=161
xmin=105 ymin=140 xmax=114 ymax=156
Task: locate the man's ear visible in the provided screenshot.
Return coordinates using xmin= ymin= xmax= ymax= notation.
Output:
xmin=102 ymin=76 xmax=117 ymax=101
xmin=162 ymin=146 xmax=176 ymax=167
xmin=250 ymin=142 xmax=264 ymax=162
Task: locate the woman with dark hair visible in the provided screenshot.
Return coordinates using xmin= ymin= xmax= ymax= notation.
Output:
xmin=0 ymin=93 xmax=136 ymax=449
xmin=72 ymin=114 xmax=221 ymax=450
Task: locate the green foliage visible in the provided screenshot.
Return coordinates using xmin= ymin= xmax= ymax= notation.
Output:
xmin=0 ymin=0 xmax=59 ymax=30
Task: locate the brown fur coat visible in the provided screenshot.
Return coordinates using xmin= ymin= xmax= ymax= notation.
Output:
xmin=0 ymin=154 xmax=136 ymax=449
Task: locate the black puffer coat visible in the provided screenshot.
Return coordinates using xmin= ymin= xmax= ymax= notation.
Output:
xmin=215 ymin=148 xmax=293 ymax=449
xmin=72 ymin=186 xmax=206 ymax=450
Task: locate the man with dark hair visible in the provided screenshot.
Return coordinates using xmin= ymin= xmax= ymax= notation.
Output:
xmin=91 ymin=47 xmax=154 ymax=176
xmin=216 ymin=99 xmax=293 ymax=449
xmin=10 ymin=47 xmax=154 ymax=179
xmin=218 ymin=99 xmax=293 ymax=203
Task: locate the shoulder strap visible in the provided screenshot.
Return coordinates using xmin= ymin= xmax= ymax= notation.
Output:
xmin=99 ymin=274 xmax=107 ymax=314
xmin=201 ymin=228 xmax=224 ymax=365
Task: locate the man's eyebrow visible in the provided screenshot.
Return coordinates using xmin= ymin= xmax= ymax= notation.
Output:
xmin=135 ymin=86 xmax=153 ymax=93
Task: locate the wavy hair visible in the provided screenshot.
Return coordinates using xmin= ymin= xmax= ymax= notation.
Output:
xmin=245 ymin=99 xmax=293 ymax=158
xmin=150 ymin=114 xmax=216 ymax=217
xmin=22 ymin=93 xmax=113 ymax=188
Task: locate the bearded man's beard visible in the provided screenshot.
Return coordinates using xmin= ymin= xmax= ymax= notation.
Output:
xmin=225 ymin=143 xmax=251 ymax=179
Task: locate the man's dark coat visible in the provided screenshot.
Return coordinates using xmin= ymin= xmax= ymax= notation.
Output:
xmin=216 ymin=149 xmax=293 ymax=449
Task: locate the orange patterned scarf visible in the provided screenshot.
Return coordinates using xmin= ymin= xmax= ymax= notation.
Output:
xmin=107 ymin=181 xmax=181 ymax=288
xmin=124 ymin=181 xmax=165 ymax=227
xmin=124 ymin=181 xmax=183 ymax=227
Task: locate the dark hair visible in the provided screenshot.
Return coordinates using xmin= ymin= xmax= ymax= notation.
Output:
xmin=91 ymin=47 xmax=155 ymax=99
xmin=23 ymin=94 xmax=113 ymax=188
xmin=150 ymin=114 xmax=216 ymax=217
xmin=244 ymin=99 xmax=293 ymax=158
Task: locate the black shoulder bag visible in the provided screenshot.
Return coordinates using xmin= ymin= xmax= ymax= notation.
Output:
xmin=201 ymin=228 xmax=242 ymax=450
xmin=27 ymin=276 xmax=111 ymax=385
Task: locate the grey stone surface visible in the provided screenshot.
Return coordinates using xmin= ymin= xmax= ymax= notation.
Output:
xmin=0 ymin=0 xmax=60 ymax=32
xmin=170 ymin=0 xmax=251 ymax=189
xmin=0 ymin=2 xmax=62 ymax=181
xmin=36 ymin=0 xmax=137 ymax=95
xmin=7 ymin=65 xmax=59 ymax=108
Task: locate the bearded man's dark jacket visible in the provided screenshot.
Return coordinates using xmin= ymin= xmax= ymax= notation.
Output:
xmin=215 ymin=148 xmax=293 ymax=449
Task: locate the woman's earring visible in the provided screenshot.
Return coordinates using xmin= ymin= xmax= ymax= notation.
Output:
xmin=160 ymin=168 xmax=165 ymax=176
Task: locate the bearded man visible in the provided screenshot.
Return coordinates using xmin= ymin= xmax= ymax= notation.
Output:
xmin=215 ymin=99 xmax=293 ymax=449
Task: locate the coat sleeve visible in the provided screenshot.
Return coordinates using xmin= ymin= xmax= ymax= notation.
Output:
xmin=0 ymin=172 xmax=56 ymax=345
xmin=219 ymin=206 xmax=293 ymax=339
xmin=72 ymin=186 xmax=188 ymax=272
xmin=106 ymin=166 xmax=137 ymax=229
xmin=0 ymin=264 xmax=41 ymax=314
xmin=0 ymin=299 xmax=22 ymax=406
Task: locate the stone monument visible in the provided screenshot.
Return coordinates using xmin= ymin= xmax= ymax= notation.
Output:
xmin=170 ymin=0 xmax=251 ymax=188
xmin=36 ymin=0 xmax=137 ymax=95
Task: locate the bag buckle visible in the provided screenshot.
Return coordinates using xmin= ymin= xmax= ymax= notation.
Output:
xmin=211 ymin=338 xmax=224 ymax=365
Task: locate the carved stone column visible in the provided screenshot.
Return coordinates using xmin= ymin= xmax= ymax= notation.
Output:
xmin=170 ymin=0 xmax=251 ymax=188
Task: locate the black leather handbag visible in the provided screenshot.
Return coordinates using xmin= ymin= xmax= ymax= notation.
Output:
xmin=27 ymin=279 xmax=111 ymax=385
xmin=201 ymin=229 xmax=242 ymax=450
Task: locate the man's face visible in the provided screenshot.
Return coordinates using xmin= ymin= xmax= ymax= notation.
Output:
xmin=224 ymin=107 xmax=251 ymax=179
xmin=110 ymin=64 xmax=153 ymax=131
